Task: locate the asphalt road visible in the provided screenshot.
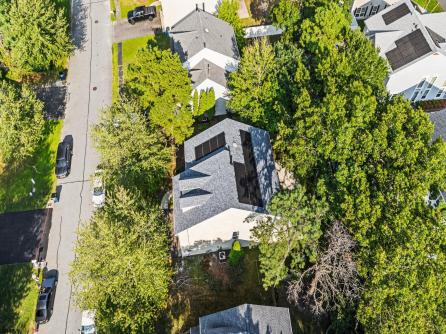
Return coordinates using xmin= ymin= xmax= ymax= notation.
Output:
xmin=38 ymin=0 xmax=112 ymax=332
xmin=113 ymin=17 xmax=161 ymax=43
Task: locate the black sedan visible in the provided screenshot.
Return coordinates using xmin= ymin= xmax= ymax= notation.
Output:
xmin=55 ymin=140 xmax=72 ymax=178
xmin=36 ymin=272 xmax=58 ymax=324
xmin=127 ymin=6 xmax=156 ymax=24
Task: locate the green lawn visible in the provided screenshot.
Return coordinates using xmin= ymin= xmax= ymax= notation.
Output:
xmin=414 ymin=0 xmax=443 ymax=12
xmin=0 ymin=121 xmax=63 ymax=213
xmin=119 ymin=0 xmax=152 ymax=19
xmin=0 ymin=263 xmax=40 ymax=334
xmin=112 ymin=34 xmax=170 ymax=99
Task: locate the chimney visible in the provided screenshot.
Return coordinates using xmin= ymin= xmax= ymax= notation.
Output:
xmin=202 ymin=2 xmax=205 ymax=11
xmin=207 ymin=63 xmax=210 ymax=76
xmin=196 ymin=3 xmax=198 ymax=11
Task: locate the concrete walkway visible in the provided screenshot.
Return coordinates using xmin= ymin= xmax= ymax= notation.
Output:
xmin=112 ymin=17 xmax=161 ymax=43
xmin=238 ymin=0 xmax=250 ymax=18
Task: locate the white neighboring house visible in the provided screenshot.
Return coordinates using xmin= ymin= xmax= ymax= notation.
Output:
xmin=364 ymin=0 xmax=446 ymax=102
xmin=351 ymin=0 xmax=399 ymax=22
xmin=172 ymin=119 xmax=280 ymax=257
xmin=171 ymin=8 xmax=240 ymax=115
xmin=159 ymin=0 xmax=220 ymax=30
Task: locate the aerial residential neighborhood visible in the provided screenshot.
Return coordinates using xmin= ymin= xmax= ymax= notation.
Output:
xmin=0 ymin=0 xmax=446 ymax=333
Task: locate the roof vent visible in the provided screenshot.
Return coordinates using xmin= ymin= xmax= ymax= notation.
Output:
xmin=204 ymin=28 xmax=209 ymax=33
xmin=196 ymin=3 xmax=198 ymax=11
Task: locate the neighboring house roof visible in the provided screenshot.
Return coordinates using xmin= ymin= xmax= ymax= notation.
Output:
xmin=160 ymin=0 xmax=220 ymax=29
xmin=195 ymin=304 xmax=293 ymax=334
xmin=173 ymin=118 xmax=279 ymax=235
xmin=190 ymin=59 xmax=228 ymax=88
xmin=171 ymin=9 xmax=240 ymax=62
xmin=364 ymin=0 xmax=446 ymax=72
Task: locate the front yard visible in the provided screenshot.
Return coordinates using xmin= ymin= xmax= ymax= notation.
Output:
xmin=119 ymin=0 xmax=154 ymax=19
xmin=0 ymin=263 xmax=41 ymax=334
xmin=414 ymin=0 xmax=443 ymax=12
xmin=0 ymin=121 xmax=63 ymax=214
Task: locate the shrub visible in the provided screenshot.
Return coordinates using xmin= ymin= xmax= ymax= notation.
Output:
xmin=228 ymin=240 xmax=245 ymax=267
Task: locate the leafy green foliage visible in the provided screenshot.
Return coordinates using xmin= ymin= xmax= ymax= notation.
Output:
xmin=217 ymin=0 xmax=245 ymax=49
xmin=126 ymin=46 xmax=194 ymax=144
xmin=0 ymin=0 xmax=72 ymax=76
xmin=228 ymin=240 xmax=245 ymax=267
xmin=271 ymin=0 xmax=301 ymax=42
xmin=0 ymin=79 xmax=44 ymax=169
xmin=228 ymin=39 xmax=284 ymax=133
xmin=251 ymin=186 xmax=327 ymax=288
xmin=71 ymin=187 xmax=171 ymax=333
xmin=92 ymin=99 xmax=171 ymax=195
xmin=193 ymin=88 xmax=216 ymax=117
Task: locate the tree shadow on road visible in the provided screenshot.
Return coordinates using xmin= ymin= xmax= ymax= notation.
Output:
xmin=71 ymin=0 xmax=89 ymax=50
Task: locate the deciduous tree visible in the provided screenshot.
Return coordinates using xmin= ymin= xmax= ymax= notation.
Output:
xmin=70 ymin=187 xmax=171 ymax=333
xmin=271 ymin=0 xmax=301 ymax=42
xmin=0 ymin=79 xmax=44 ymax=170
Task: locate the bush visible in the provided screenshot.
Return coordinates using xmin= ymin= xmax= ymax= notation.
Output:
xmin=228 ymin=240 xmax=245 ymax=267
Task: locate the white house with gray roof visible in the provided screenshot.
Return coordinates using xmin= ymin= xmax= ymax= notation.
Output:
xmin=160 ymin=0 xmax=220 ymax=30
xmin=173 ymin=118 xmax=279 ymax=257
xmin=364 ymin=0 xmax=446 ymax=102
xmin=170 ymin=8 xmax=240 ymax=116
xmin=190 ymin=304 xmax=293 ymax=334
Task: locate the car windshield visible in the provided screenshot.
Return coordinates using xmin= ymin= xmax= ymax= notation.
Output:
xmin=36 ymin=309 xmax=45 ymax=317
xmin=39 ymin=295 xmax=47 ymax=300
xmin=56 ymin=158 xmax=67 ymax=168
xmin=93 ymin=187 xmax=103 ymax=196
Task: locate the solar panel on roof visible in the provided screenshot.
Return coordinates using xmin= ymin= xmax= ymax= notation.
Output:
xmin=382 ymin=3 xmax=410 ymax=25
xmin=233 ymin=130 xmax=263 ymax=207
xmin=194 ymin=132 xmax=226 ymax=160
xmin=385 ymin=29 xmax=432 ymax=70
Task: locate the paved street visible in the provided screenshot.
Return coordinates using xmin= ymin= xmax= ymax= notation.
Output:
xmin=38 ymin=0 xmax=112 ymax=332
xmin=113 ymin=17 xmax=161 ymax=43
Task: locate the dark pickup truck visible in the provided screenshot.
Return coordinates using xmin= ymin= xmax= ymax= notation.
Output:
xmin=127 ymin=6 xmax=156 ymax=24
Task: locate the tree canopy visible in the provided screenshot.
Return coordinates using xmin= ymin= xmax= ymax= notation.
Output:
xmin=92 ymin=99 xmax=171 ymax=195
xmin=70 ymin=187 xmax=171 ymax=333
xmin=232 ymin=1 xmax=446 ymax=332
xmin=0 ymin=79 xmax=44 ymax=170
xmin=126 ymin=46 xmax=194 ymax=144
xmin=0 ymin=0 xmax=72 ymax=76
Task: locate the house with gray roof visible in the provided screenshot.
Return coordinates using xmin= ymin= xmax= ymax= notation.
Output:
xmin=170 ymin=8 xmax=240 ymax=116
xmin=173 ymin=118 xmax=279 ymax=257
xmin=364 ymin=0 xmax=446 ymax=102
xmin=189 ymin=304 xmax=293 ymax=334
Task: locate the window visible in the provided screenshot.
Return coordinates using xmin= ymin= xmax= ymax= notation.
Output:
xmin=421 ymin=77 xmax=437 ymax=100
xmin=411 ymin=79 xmax=426 ymax=102
xmin=436 ymin=80 xmax=446 ymax=99
xmin=370 ymin=5 xmax=380 ymax=16
xmin=355 ymin=6 xmax=368 ymax=18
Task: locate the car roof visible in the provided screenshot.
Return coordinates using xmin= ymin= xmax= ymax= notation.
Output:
xmin=57 ymin=142 xmax=67 ymax=157
xmin=42 ymin=276 xmax=56 ymax=288
xmin=37 ymin=295 xmax=48 ymax=309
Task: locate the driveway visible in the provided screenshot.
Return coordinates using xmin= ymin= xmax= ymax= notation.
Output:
xmin=113 ymin=17 xmax=161 ymax=43
xmin=38 ymin=0 xmax=112 ymax=332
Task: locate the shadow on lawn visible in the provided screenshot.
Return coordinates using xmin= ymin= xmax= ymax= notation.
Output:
xmin=0 ymin=263 xmax=34 ymax=333
xmin=0 ymin=121 xmax=61 ymax=213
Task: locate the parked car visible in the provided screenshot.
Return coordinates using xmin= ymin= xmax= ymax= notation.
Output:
xmin=35 ymin=271 xmax=58 ymax=324
xmin=127 ymin=6 xmax=156 ymax=24
xmin=80 ymin=310 xmax=96 ymax=334
xmin=55 ymin=140 xmax=73 ymax=178
xmin=92 ymin=169 xmax=105 ymax=208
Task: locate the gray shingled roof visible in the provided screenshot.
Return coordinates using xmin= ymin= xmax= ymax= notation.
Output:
xmin=171 ymin=9 xmax=240 ymax=62
xmin=172 ymin=118 xmax=279 ymax=235
xmin=364 ymin=0 xmax=446 ymax=72
xmin=198 ymin=304 xmax=293 ymax=334
xmin=190 ymin=59 xmax=228 ymax=88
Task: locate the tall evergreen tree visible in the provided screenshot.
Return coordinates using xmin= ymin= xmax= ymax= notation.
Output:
xmin=126 ymin=46 xmax=194 ymax=144
xmin=0 ymin=0 xmax=73 ymax=75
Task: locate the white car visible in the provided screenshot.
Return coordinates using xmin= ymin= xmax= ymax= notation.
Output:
xmin=92 ymin=170 xmax=105 ymax=208
xmin=80 ymin=310 xmax=96 ymax=334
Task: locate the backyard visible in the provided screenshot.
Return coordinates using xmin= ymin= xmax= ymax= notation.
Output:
xmin=0 ymin=121 xmax=63 ymax=213
xmin=0 ymin=263 xmax=41 ymax=334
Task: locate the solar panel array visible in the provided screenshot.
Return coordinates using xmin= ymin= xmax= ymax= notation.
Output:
xmin=385 ymin=29 xmax=431 ymax=70
xmin=382 ymin=3 xmax=410 ymax=25
xmin=234 ymin=130 xmax=263 ymax=207
xmin=194 ymin=132 xmax=226 ymax=160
